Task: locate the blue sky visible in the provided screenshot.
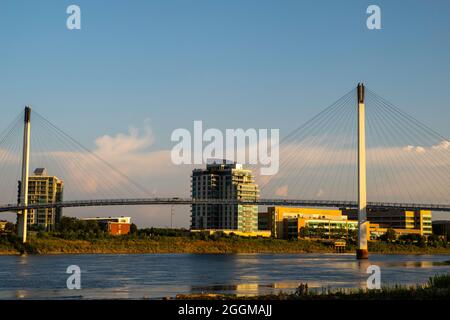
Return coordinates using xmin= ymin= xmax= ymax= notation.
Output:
xmin=0 ymin=0 xmax=449 ymax=226
xmin=1 ymin=0 xmax=449 ymax=143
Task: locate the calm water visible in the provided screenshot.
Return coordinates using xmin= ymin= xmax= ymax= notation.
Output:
xmin=0 ymin=253 xmax=449 ymax=299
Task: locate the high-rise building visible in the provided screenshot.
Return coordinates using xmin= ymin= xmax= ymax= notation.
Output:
xmin=191 ymin=160 xmax=259 ymax=232
xmin=22 ymin=168 xmax=64 ymax=230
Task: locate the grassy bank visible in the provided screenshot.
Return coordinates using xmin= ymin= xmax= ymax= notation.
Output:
xmin=0 ymin=236 xmax=332 ymax=255
xmin=368 ymin=241 xmax=450 ymax=254
xmin=175 ymin=273 xmax=450 ymax=300
xmin=2 ymin=217 xmax=447 ymax=255
xmin=1 ymin=235 xmax=450 ymax=255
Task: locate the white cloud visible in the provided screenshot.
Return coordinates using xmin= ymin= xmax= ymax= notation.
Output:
xmin=2 ymin=122 xmax=448 ymax=227
xmin=95 ymin=122 xmax=155 ymax=157
xmin=256 ymin=139 xmax=449 ymax=204
xmin=432 ymin=140 xmax=450 ymax=150
xmin=35 ymin=123 xmax=192 ymax=199
xmin=403 ymin=145 xmax=426 ymax=154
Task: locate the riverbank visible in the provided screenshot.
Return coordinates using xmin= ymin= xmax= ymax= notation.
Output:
xmin=1 ymin=236 xmax=450 ymax=255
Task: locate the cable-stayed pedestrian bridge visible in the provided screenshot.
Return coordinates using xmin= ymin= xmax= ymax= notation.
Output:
xmin=0 ymin=83 xmax=449 ymax=257
xmin=0 ymin=198 xmax=449 ymax=213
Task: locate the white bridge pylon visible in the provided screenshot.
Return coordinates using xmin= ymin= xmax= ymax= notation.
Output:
xmin=356 ymin=83 xmax=369 ymax=259
xmin=17 ymin=106 xmax=31 ymax=243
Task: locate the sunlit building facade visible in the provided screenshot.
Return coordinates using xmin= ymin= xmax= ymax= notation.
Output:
xmin=263 ymin=206 xmax=360 ymax=240
xmin=24 ymin=168 xmax=64 ymax=230
xmin=191 ymin=160 xmax=259 ymax=232
xmin=342 ymin=208 xmax=432 ymax=236
xmin=262 ymin=206 xmax=433 ymax=240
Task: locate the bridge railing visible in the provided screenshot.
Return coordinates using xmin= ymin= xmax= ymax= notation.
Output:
xmin=1 ymin=198 xmax=449 ymax=212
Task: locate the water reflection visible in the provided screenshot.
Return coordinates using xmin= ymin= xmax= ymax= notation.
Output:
xmin=0 ymin=253 xmax=449 ymax=299
xmin=380 ymin=260 xmax=450 ymax=268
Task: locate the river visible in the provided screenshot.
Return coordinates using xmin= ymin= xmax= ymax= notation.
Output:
xmin=0 ymin=253 xmax=449 ymax=299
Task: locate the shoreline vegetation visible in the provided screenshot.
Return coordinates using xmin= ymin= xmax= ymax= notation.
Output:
xmin=1 ymin=217 xmax=449 ymax=255
xmin=174 ymin=274 xmax=450 ymax=300
xmin=1 ymin=235 xmax=450 ymax=256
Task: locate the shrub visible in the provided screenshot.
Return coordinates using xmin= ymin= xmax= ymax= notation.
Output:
xmin=428 ymin=273 xmax=450 ymax=289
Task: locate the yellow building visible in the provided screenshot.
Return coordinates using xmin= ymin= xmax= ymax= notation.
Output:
xmin=260 ymin=207 xmax=432 ymax=240
xmin=342 ymin=208 xmax=432 ymax=236
xmin=264 ymin=207 xmax=362 ymax=240
xmin=25 ymin=168 xmax=64 ymax=230
xmin=369 ymin=223 xmax=421 ymax=240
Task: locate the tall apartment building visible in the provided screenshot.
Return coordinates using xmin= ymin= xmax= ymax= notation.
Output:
xmin=191 ymin=160 xmax=259 ymax=232
xmin=21 ymin=168 xmax=64 ymax=230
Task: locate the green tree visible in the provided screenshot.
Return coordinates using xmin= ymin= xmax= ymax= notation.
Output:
xmin=316 ymin=225 xmax=326 ymax=239
xmin=418 ymin=235 xmax=427 ymax=248
xmin=347 ymin=229 xmax=358 ymax=242
xmin=427 ymin=234 xmax=440 ymax=247
xmin=5 ymin=222 xmax=15 ymax=232
xmin=299 ymin=227 xmax=310 ymax=238
xmin=57 ymin=216 xmax=107 ymax=239
xmin=130 ymin=223 xmax=138 ymax=234
xmin=335 ymin=226 xmax=347 ymax=240
xmin=384 ymin=228 xmax=397 ymax=242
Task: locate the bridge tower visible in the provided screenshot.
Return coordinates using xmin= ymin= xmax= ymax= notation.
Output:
xmin=17 ymin=106 xmax=31 ymax=243
xmin=356 ymin=83 xmax=369 ymax=259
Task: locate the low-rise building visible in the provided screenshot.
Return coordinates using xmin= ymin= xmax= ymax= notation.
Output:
xmin=260 ymin=206 xmax=428 ymax=240
xmin=369 ymin=223 xmax=422 ymax=239
xmin=342 ymin=208 xmax=432 ymax=236
xmin=80 ymin=216 xmax=131 ymax=235
xmin=263 ymin=207 xmax=361 ymax=240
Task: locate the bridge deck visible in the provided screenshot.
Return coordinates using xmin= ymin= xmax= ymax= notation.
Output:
xmin=1 ymin=198 xmax=449 ymax=212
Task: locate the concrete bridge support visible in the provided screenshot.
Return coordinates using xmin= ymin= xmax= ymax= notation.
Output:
xmin=356 ymin=84 xmax=369 ymax=259
xmin=17 ymin=106 xmax=31 ymax=243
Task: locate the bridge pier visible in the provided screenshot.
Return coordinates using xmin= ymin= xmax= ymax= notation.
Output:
xmin=17 ymin=106 xmax=31 ymax=243
xmin=356 ymin=84 xmax=369 ymax=259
